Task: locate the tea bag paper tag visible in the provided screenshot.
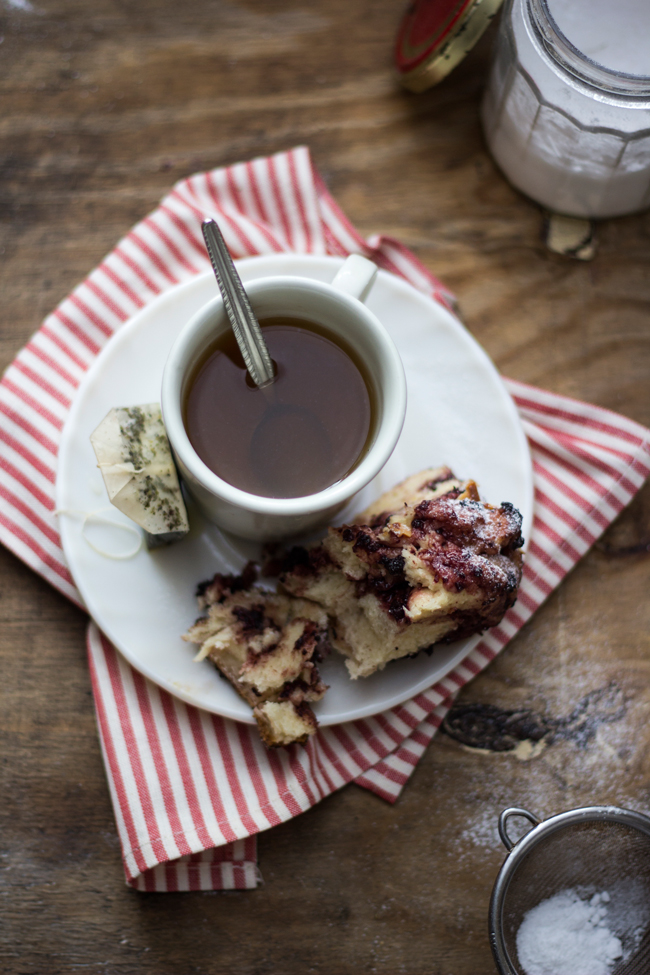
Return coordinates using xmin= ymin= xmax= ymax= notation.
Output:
xmin=545 ymin=213 xmax=597 ymax=261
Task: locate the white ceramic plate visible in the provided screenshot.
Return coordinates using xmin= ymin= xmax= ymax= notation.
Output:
xmin=56 ymin=254 xmax=534 ymax=726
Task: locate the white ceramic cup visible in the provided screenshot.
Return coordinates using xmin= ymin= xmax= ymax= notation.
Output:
xmin=161 ymin=255 xmax=407 ymax=541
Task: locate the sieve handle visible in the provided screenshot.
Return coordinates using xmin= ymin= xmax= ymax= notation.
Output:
xmin=498 ymin=807 xmax=541 ymax=851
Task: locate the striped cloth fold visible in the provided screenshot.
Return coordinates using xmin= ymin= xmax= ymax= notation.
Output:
xmin=1 ymin=146 xmax=649 ymax=892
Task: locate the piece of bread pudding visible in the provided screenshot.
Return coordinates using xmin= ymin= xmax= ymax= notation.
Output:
xmin=278 ymin=467 xmax=524 ymax=678
xmin=183 ymin=564 xmax=329 ymax=746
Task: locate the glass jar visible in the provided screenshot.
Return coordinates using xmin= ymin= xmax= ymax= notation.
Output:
xmin=481 ymin=0 xmax=650 ymax=218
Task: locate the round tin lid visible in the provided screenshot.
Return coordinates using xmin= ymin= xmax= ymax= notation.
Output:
xmin=395 ymin=0 xmax=505 ymax=92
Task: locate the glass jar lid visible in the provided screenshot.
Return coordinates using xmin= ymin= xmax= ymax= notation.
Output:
xmin=395 ymin=0 xmax=505 ymax=92
xmin=529 ymin=0 xmax=650 ymax=99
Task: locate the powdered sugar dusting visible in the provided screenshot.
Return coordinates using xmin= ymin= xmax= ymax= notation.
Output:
xmin=458 ymin=808 xmax=502 ymax=857
xmin=517 ymin=889 xmax=622 ymax=975
xmin=516 ymin=885 xmax=650 ymax=975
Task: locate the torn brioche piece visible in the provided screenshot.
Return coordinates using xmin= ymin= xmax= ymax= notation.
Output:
xmin=182 ymin=565 xmax=329 ymax=746
xmin=90 ymin=404 xmax=189 ymax=548
xmin=279 ymin=467 xmax=524 ymax=679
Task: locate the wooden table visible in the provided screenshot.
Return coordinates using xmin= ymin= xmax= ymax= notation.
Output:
xmin=1 ymin=1 xmax=649 ymax=972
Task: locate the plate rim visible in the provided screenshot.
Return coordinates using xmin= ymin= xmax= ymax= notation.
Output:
xmin=56 ymin=253 xmax=534 ymax=726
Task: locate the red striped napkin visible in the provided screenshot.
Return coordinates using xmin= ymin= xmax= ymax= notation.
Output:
xmin=1 ymin=147 xmax=649 ymax=892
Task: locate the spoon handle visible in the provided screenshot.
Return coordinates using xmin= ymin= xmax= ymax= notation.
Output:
xmin=202 ymin=219 xmax=275 ymax=387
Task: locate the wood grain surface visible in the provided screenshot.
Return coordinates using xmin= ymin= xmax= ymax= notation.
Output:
xmin=1 ymin=1 xmax=649 ymax=973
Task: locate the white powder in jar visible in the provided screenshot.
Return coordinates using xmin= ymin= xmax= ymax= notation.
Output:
xmin=516 ymin=889 xmax=623 ymax=975
xmin=481 ymin=0 xmax=650 ymax=217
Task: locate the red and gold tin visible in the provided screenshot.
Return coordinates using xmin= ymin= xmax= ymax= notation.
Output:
xmin=395 ymin=0 xmax=504 ymax=92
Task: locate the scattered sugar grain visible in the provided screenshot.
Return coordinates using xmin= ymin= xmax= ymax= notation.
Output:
xmin=517 ymin=889 xmax=622 ymax=975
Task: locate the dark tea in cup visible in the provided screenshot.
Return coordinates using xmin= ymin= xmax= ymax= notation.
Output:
xmin=183 ymin=316 xmax=374 ymax=499
xmin=161 ymin=261 xmax=406 ymax=541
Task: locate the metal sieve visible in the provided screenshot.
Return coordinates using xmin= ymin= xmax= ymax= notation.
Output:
xmin=489 ymin=805 xmax=650 ymax=975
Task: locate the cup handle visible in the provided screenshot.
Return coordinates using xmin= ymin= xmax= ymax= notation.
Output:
xmin=330 ymin=254 xmax=378 ymax=302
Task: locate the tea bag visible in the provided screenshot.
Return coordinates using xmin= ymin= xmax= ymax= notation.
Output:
xmin=90 ymin=403 xmax=190 ymax=549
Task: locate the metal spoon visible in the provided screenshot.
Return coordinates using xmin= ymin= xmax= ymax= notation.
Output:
xmin=202 ymin=218 xmax=275 ymax=387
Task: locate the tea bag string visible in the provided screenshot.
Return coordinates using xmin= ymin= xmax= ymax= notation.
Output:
xmin=202 ymin=219 xmax=275 ymax=388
